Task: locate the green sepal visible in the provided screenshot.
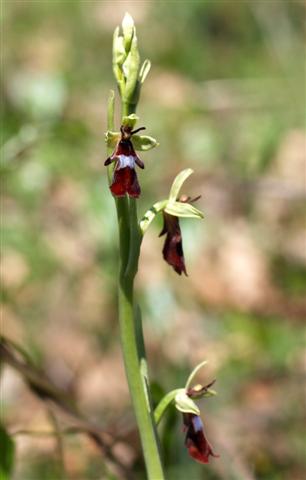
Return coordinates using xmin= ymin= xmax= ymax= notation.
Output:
xmin=169 ymin=168 xmax=194 ymax=202
xmin=105 ymin=131 xmax=120 ymax=149
xmin=165 ymin=201 xmax=204 ymax=219
xmin=122 ymin=114 xmax=139 ymax=129
xmin=132 ymin=135 xmax=158 ymax=151
xmin=174 ymin=391 xmax=200 ymax=415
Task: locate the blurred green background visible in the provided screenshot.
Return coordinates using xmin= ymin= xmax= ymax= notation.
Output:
xmin=1 ymin=1 xmax=306 ymax=479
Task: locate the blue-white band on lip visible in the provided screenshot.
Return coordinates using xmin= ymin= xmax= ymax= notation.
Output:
xmin=118 ymin=155 xmax=136 ymax=169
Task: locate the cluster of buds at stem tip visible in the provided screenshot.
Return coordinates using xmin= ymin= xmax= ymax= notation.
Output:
xmin=113 ymin=13 xmax=151 ymax=109
xmin=173 ymin=361 xmax=218 ymax=464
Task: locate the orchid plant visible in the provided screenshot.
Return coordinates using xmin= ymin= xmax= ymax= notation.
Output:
xmin=105 ymin=13 xmax=218 ymax=479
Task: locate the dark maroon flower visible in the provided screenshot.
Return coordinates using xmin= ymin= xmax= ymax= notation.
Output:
xmin=183 ymin=413 xmax=218 ymax=464
xmin=159 ymin=211 xmax=187 ymax=276
xmin=159 ymin=195 xmax=201 ymax=275
xmin=105 ymin=125 xmax=145 ymax=198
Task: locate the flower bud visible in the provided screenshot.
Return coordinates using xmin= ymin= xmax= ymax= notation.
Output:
xmin=122 ymin=12 xmax=134 ymax=52
xmin=122 ymin=34 xmax=141 ymax=105
xmin=112 ymin=13 xmax=150 ymax=110
xmin=113 ymin=26 xmax=126 ymax=66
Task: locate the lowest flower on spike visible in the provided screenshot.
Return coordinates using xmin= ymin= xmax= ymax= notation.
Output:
xmin=175 ymin=379 xmax=218 ymax=465
xmin=154 ymin=361 xmax=218 ymax=466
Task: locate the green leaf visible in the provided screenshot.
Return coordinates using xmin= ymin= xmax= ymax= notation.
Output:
xmin=165 ymin=201 xmax=204 ymax=219
xmin=174 ymin=391 xmax=200 ymax=415
xmin=168 ymin=168 xmax=194 ymax=202
xmin=0 ymin=425 xmax=15 ymax=480
xmin=139 ymin=59 xmax=151 ymax=84
xmin=132 ymin=134 xmax=158 ymax=151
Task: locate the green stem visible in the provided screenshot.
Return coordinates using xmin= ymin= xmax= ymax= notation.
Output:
xmin=118 ymin=276 xmax=164 ymax=479
xmin=125 ymin=198 xmax=142 ymax=278
xmin=113 ymin=99 xmax=165 ymax=478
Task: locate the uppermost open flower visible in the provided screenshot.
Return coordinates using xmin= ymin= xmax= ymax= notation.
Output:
xmin=105 ymin=122 xmax=145 ymax=198
xmin=105 ymin=114 xmax=158 ymax=198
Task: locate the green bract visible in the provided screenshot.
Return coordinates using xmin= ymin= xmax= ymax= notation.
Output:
xmin=175 ymin=391 xmax=200 ymax=415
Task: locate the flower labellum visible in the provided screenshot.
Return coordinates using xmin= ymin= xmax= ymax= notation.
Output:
xmin=159 ymin=211 xmax=187 ymax=276
xmin=183 ymin=413 xmax=219 ymax=464
xmin=159 ymin=195 xmax=201 ymax=275
xmin=105 ymin=125 xmax=145 ymax=198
